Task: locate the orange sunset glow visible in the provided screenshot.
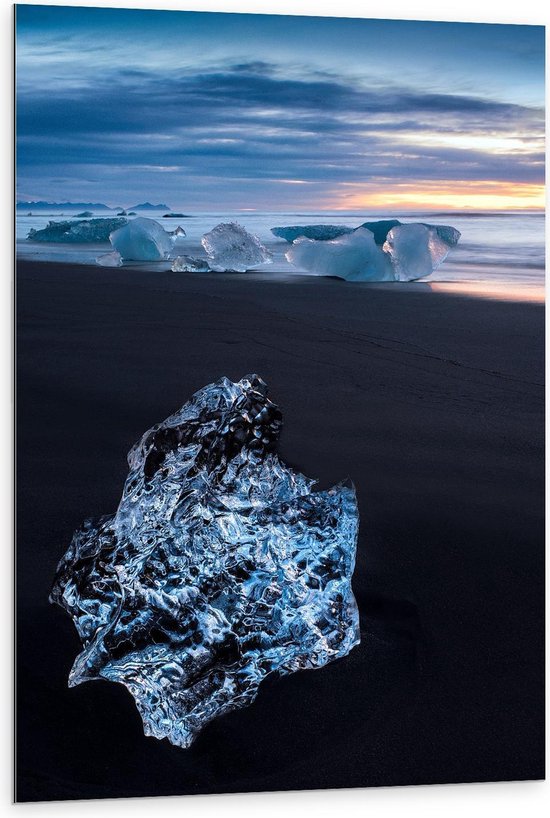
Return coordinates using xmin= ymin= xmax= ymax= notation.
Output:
xmin=331 ymin=181 xmax=545 ymax=212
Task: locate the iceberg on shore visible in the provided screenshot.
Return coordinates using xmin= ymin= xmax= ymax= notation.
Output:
xmin=287 ymin=228 xmax=394 ymax=281
xmin=286 ymin=221 xmax=460 ymax=282
xmin=201 ymin=222 xmax=272 ymax=272
xmin=50 ymin=374 xmax=360 ymax=748
xmin=27 ymin=217 xmax=128 ymax=243
xmin=109 ymin=217 xmax=185 ymax=261
xmin=171 ymin=223 xmax=272 ymax=273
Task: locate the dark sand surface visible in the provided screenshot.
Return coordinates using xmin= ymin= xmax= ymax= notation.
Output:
xmin=17 ymin=261 xmax=545 ymax=801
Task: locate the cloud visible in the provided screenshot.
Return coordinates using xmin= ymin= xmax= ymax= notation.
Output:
xmin=16 ymin=61 xmax=545 ymax=204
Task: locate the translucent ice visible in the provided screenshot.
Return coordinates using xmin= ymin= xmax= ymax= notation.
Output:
xmin=287 ymin=221 xmax=460 ymax=282
xmin=424 ymin=224 xmax=461 ymax=248
xmin=27 ymin=217 xmax=127 ymax=243
xmin=96 ymin=250 xmax=123 ymax=267
xmin=109 ymin=217 xmax=186 ymax=261
xmin=383 ymin=223 xmax=459 ymax=281
xmin=171 ymin=255 xmax=212 ymax=273
xmin=50 ymin=375 xmax=360 ymax=749
xmin=201 ymin=222 xmax=272 ymax=272
xmin=286 ymin=227 xmax=394 ymax=281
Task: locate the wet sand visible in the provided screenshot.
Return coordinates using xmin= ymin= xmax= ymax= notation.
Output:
xmin=16 ymin=260 xmax=545 ymax=801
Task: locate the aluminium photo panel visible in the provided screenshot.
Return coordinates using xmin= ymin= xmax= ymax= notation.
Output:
xmin=15 ymin=2 xmax=545 ymax=802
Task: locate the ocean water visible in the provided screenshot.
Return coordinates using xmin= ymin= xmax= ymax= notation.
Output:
xmin=16 ymin=209 xmax=545 ymax=300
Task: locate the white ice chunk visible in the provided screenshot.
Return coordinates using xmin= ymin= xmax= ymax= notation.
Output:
xmin=383 ymin=223 xmax=457 ymax=281
xmin=96 ymin=250 xmax=123 ymax=267
xmin=286 ymin=227 xmax=394 ymax=281
xmin=201 ymin=222 xmax=272 ymax=272
xmin=171 ymin=255 xmax=212 ymax=273
xmin=109 ymin=217 xmax=184 ymax=261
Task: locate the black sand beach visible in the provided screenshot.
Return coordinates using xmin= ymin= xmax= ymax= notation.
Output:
xmin=16 ymin=261 xmax=545 ymax=801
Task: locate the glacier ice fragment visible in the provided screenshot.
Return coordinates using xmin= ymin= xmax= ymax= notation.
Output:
xmin=271 ymin=224 xmax=354 ymax=242
xmin=286 ymin=227 xmax=394 ymax=281
xmin=271 ymin=220 xmax=401 ymax=244
xmin=383 ymin=223 xmax=459 ymax=281
xmin=96 ymin=250 xmax=123 ymax=267
xmin=171 ymin=255 xmax=212 ymax=273
xmin=109 ymin=217 xmax=185 ymax=261
xmin=201 ymin=222 xmax=272 ymax=271
xmin=50 ymin=375 xmax=360 ymax=749
xmin=287 ymin=221 xmax=460 ymax=282
xmin=423 ymin=223 xmax=461 ymax=248
xmin=27 ymin=217 xmax=128 ymax=243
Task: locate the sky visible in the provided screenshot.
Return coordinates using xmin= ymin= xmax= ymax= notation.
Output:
xmin=16 ymin=4 xmax=545 ymax=211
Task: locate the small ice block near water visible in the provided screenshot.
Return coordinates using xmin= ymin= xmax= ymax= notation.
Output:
xmin=109 ymin=217 xmax=185 ymax=261
xmin=95 ymin=250 xmax=123 ymax=267
xmin=50 ymin=375 xmax=360 ymax=749
xmin=171 ymin=255 xmax=212 ymax=273
xmin=201 ymin=222 xmax=272 ymax=271
xmin=286 ymin=227 xmax=394 ymax=281
xmin=27 ymin=217 xmax=128 ymax=243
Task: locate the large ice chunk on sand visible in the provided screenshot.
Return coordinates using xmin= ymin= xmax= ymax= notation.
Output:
xmin=28 ymin=217 xmax=127 ymax=243
xmin=383 ymin=223 xmax=459 ymax=281
xmin=287 ymin=221 xmax=460 ymax=282
xmin=202 ymin=222 xmax=272 ymax=271
xmin=50 ymin=375 xmax=360 ymax=749
xmin=286 ymin=227 xmax=394 ymax=281
xmin=109 ymin=217 xmax=185 ymax=261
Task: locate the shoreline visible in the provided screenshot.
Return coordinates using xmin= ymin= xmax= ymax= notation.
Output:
xmin=15 ymin=256 xmax=545 ymax=304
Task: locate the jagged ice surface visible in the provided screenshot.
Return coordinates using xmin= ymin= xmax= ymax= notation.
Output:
xmin=201 ymin=222 xmax=272 ymax=272
xmin=171 ymin=255 xmax=213 ymax=273
xmin=271 ymin=224 xmax=354 ymax=243
xmin=50 ymin=375 xmax=360 ymax=749
xmin=108 ymin=217 xmax=185 ymax=261
xmin=27 ymin=217 xmax=128 ymax=243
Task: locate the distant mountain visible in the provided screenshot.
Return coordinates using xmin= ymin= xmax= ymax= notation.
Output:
xmin=16 ymin=200 xmax=113 ymax=211
xmin=130 ymin=202 xmax=170 ymax=211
